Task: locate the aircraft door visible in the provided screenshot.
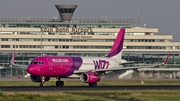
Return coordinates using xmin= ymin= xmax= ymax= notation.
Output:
xmin=47 ymin=58 xmax=53 ymax=69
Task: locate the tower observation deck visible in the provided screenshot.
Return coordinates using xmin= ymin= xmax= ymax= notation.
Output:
xmin=55 ymin=4 xmax=78 ymax=22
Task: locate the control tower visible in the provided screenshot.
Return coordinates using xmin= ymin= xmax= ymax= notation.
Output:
xmin=55 ymin=4 xmax=78 ymax=21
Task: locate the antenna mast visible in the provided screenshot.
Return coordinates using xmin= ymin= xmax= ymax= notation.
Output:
xmin=138 ymin=9 xmax=140 ymax=26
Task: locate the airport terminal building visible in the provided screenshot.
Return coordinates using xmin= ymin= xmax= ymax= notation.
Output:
xmin=0 ymin=4 xmax=180 ymax=77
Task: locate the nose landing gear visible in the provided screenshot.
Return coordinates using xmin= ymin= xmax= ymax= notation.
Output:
xmin=40 ymin=76 xmax=45 ymax=87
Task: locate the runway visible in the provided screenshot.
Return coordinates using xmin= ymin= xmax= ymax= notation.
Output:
xmin=1 ymin=85 xmax=180 ymax=91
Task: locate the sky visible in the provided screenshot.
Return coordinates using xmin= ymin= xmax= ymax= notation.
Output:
xmin=0 ymin=0 xmax=180 ymax=41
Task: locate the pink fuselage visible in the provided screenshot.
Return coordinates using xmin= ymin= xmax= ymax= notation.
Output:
xmin=27 ymin=56 xmax=83 ymax=77
xmin=27 ymin=56 xmax=125 ymax=77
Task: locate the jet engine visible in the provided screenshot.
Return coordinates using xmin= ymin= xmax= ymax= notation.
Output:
xmin=30 ymin=75 xmax=50 ymax=82
xmin=80 ymin=72 xmax=100 ymax=83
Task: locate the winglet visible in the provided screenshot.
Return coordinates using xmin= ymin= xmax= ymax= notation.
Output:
xmin=11 ymin=52 xmax=16 ymax=64
xmin=163 ymin=52 xmax=170 ymax=65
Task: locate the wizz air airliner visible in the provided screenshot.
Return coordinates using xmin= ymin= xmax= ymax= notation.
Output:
xmin=11 ymin=28 xmax=170 ymax=87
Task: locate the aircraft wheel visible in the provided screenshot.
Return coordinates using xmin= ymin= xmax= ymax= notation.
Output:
xmin=89 ymin=83 xmax=97 ymax=87
xmin=60 ymin=81 xmax=64 ymax=87
xmin=56 ymin=81 xmax=64 ymax=87
xmin=56 ymin=81 xmax=60 ymax=87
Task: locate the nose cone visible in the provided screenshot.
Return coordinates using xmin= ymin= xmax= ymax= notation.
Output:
xmin=27 ymin=66 xmax=38 ymax=75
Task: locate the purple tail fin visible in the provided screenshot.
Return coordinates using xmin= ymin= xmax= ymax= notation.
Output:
xmin=106 ymin=28 xmax=125 ymax=59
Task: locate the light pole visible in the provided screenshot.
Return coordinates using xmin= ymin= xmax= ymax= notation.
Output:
xmin=41 ymin=32 xmax=42 ymax=56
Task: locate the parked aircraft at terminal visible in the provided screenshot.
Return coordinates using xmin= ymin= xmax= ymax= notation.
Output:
xmin=11 ymin=28 xmax=170 ymax=87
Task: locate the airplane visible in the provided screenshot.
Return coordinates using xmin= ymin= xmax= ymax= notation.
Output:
xmin=10 ymin=28 xmax=170 ymax=87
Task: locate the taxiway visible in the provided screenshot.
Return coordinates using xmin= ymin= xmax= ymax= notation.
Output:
xmin=0 ymin=85 xmax=180 ymax=91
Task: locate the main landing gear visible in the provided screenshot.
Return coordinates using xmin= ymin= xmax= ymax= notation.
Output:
xmin=40 ymin=76 xmax=45 ymax=87
xmin=89 ymin=82 xmax=97 ymax=87
xmin=56 ymin=77 xmax=64 ymax=87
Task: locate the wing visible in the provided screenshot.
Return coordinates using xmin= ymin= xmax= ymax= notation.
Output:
xmin=74 ymin=52 xmax=170 ymax=74
xmin=120 ymin=61 xmax=143 ymax=65
xmin=10 ymin=52 xmax=28 ymax=68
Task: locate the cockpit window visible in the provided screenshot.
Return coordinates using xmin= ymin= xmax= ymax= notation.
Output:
xmin=30 ymin=61 xmax=33 ymax=64
xmin=33 ymin=62 xmax=39 ymax=64
xmin=30 ymin=61 xmax=44 ymax=65
xmin=38 ymin=62 xmax=44 ymax=64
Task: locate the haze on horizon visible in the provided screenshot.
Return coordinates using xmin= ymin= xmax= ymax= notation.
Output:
xmin=0 ymin=0 xmax=179 ymax=41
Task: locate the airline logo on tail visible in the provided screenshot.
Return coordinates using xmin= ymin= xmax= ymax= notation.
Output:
xmin=93 ymin=60 xmax=109 ymax=69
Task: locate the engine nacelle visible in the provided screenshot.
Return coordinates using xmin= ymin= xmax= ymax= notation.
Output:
xmin=80 ymin=72 xmax=100 ymax=83
xmin=30 ymin=75 xmax=50 ymax=82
